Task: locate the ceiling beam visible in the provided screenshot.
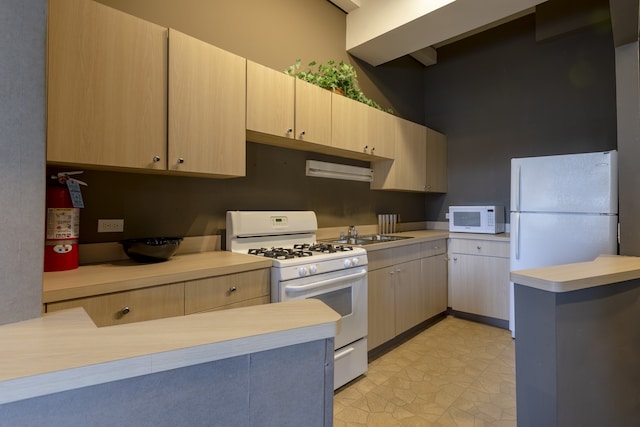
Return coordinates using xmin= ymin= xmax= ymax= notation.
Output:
xmin=346 ymin=0 xmax=547 ymax=66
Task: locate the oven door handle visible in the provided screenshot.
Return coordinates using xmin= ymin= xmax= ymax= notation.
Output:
xmin=284 ymin=270 xmax=367 ymax=294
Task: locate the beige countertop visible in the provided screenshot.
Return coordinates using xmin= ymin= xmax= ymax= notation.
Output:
xmin=43 ymin=251 xmax=272 ymax=303
xmin=45 ymin=232 xmax=510 ymax=302
xmin=339 ymin=229 xmax=509 ymax=252
xmin=0 ymin=299 xmax=340 ymax=405
xmin=510 ymin=255 xmax=640 ymax=293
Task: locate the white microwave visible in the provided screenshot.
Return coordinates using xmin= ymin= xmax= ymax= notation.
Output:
xmin=448 ymin=205 xmax=505 ymax=234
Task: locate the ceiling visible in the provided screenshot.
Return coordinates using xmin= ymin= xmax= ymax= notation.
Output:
xmin=330 ymin=0 xmax=548 ymax=66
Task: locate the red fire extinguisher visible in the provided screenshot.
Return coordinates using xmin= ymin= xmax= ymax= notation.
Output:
xmin=44 ymin=172 xmax=87 ymax=272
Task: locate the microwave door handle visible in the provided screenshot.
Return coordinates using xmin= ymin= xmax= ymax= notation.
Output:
xmin=284 ymin=270 xmax=367 ymax=294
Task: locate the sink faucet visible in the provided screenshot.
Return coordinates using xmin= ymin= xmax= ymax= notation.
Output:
xmin=347 ymin=225 xmax=358 ymax=239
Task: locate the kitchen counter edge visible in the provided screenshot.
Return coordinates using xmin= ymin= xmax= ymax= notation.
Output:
xmin=357 ymin=230 xmax=509 ymax=252
xmin=43 ymin=251 xmax=273 ymax=303
xmin=510 ymin=254 xmax=640 ymax=293
xmin=0 ymin=299 xmax=339 ymax=404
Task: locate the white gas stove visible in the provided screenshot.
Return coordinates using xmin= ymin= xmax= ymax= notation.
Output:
xmin=226 ymin=211 xmax=368 ymax=389
xmin=226 ymin=210 xmax=367 ymax=279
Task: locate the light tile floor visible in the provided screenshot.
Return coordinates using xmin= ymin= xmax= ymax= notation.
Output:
xmin=334 ymin=316 xmax=516 ymax=426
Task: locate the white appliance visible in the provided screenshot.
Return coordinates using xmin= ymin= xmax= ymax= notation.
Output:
xmin=509 ymin=151 xmax=618 ymax=336
xmin=449 ymin=205 xmax=505 ymax=234
xmin=226 ymin=211 xmax=368 ymax=390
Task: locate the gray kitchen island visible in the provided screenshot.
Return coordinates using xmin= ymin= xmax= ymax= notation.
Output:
xmin=511 ymin=255 xmax=640 ymax=427
xmin=0 ymin=299 xmax=339 ymax=426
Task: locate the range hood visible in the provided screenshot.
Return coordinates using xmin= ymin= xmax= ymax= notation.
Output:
xmin=305 ymin=160 xmax=374 ymax=182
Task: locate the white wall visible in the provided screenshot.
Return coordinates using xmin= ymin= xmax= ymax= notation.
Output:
xmin=0 ymin=0 xmax=46 ymax=324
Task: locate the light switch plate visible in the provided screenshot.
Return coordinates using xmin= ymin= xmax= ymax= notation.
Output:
xmin=97 ymin=219 xmax=124 ymax=233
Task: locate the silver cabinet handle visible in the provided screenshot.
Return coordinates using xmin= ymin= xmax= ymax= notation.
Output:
xmin=477 ymin=246 xmax=482 ymax=250
xmin=371 ymin=147 xmax=375 ymax=154
xmin=299 ymin=130 xmax=306 ymax=137
xmin=228 ymin=286 xmax=237 ymax=294
xmin=121 ymin=306 xmax=130 ymax=315
xmin=287 ymin=128 xmax=293 ymax=134
xmin=453 ymin=257 xmax=458 ymax=261
xmin=178 ymin=158 xmax=185 ymax=164
xmin=153 ymin=156 xmax=161 ymax=162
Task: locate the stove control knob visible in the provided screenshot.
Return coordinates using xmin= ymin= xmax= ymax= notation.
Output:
xmin=298 ymin=267 xmax=308 ymax=277
xmin=344 ymin=259 xmax=352 ymax=268
xmin=309 ymin=265 xmax=318 ymax=274
xmin=352 ymin=257 xmax=360 ymax=266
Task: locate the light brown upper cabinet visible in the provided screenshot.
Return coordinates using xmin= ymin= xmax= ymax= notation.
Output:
xmin=425 ymin=128 xmax=448 ymax=193
xmin=246 ymin=60 xmax=295 ymax=140
xmin=331 ymin=94 xmax=395 ymax=160
xmin=246 ymin=61 xmax=331 ymax=149
xmin=168 ymin=29 xmax=246 ymax=177
xmin=371 ymin=117 xmax=426 ymax=191
xmin=47 ymin=0 xmax=167 ymax=170
xmin=372 ymin=121 xmax=448 ymax=193
xmin=47 ymin=1 xmax=246 ymax=178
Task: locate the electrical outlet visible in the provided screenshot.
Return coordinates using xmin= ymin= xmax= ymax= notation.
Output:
xmin=97 ymin=219 xmax=124 ymax=233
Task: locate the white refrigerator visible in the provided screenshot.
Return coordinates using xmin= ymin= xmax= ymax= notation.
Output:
xmin=509 ymin=150 xmax=618 ymax=336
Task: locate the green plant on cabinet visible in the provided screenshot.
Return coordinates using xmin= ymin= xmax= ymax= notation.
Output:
xmin=284 ymin=59 xmax=392 ymax=113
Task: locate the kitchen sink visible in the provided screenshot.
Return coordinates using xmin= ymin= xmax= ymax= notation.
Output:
xmin=328 ymin=235 xmax=413 ymax=246
xmin=358 ymin=234 xmax=413 ymax=242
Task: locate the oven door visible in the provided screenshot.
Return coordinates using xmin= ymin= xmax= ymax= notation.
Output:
xmin=280 ymin=267 xmax=367 ymax=349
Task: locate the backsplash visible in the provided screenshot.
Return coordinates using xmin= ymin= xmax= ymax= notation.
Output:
xmin=51 ymin=143 xmax=428 ymax=245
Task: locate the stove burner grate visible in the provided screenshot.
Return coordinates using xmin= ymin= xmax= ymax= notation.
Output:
xmin=248 ymin=243 xmax=354 ymax=259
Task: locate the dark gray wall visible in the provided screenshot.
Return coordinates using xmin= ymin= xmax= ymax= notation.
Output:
xmin=424 ymin=13 xmax=617 ymax=221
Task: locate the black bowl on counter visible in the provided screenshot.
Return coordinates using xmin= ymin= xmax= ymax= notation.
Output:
xmin=119 ymin=237 xmax=183 ymax=263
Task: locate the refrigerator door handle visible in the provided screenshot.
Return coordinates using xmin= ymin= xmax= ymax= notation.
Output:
xmin=513 ymin=212 xmax=520 ymax=260
xmin=514 ymin=165 xmax=521 ymax=212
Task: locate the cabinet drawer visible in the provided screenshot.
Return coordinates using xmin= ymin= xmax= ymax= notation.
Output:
xmin=46 ymin=283 xmax=185 ymax=327
xmin=185 ymin=268 xmax=270 ymax=314
xmin=448 ymin=238 xmax=509 ymax=258
xmin=421 ymin=239 xmax=447 ymax=257
xmin=367 ymin=244 xmax=425 ymax=270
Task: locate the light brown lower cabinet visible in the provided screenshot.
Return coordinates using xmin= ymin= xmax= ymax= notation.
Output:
xmin=185 ymin=268 xmax=270 ymax=314
xmin=367 ymin=240 xmax=447 ymax=351
xmin=46 ymin=268 xmax=271 ymax=326
xmin=448 ymin=238 xmax=510 ymax=320
xmin=46 ymin=283 xmax=185 ymax=327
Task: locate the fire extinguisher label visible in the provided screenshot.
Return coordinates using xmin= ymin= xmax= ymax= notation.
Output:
xmin=46 ymin=208 xmax=80 ymax=239
xmin=66 ymin=180 xmax=85 ymax=208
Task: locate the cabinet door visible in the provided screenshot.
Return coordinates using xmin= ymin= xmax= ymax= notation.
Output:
xmin=449 ymin=253 xmax=510 ymax=320
xmin=394 ymin=259 xmax=425 ymax=333
xmin=367 ymin=107 xmax=395 ymax=159
xmin=332 ymin=94 xmax=368 ymax=155
xmin=371 ymin=117 xmax=426 ymax=191
xmin=47 ymin=0 xmax=167 ymax=170
xmin=246 ymin=61 xmax=295 ymax=139
xmin=332 ymin=94 xmax=393 ymax=160
xmin=423 ymin=253 xmax=448 ymax=319
xmin=426 ymin=128 xmax=448 ymax=193
xmin=184 ymin=269 xmax=270 ymax=314
xmin=168 ymin=29 xmax=246 ymax=177
xmin=295 ymin=79 xmax=332 ymax=147
xmin=367 ymin=268 xmax=396 ymax=350
xmin=46 ymin=283 xmax=184 ymax=327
